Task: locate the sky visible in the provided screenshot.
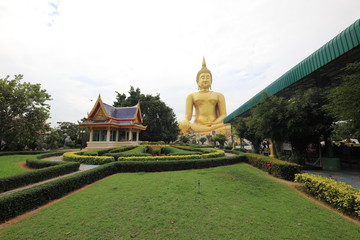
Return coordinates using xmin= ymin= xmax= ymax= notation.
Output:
xmin=0 ymin=0 xmax=359 ymax=127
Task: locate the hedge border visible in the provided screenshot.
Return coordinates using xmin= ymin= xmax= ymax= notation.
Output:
xmin=295 ymin=173 xmax=360 ymax=218
xmin=0 ymin=154 xmax=246 ymax=223
xmin=244 ymin=153 xmax=302 ymax=181
xmin=0 ymin=152 xmax=80 ymax=193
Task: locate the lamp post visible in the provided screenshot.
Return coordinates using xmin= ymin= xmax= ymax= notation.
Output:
xmin=80 ymin=129 xmax=86 ymax=150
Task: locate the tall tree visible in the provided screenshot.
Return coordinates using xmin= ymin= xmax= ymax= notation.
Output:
xmin=248 ymin=94 xmax=289 ymax=145
xmin=0 ymin=75 xmax=51 ymax=150
xmin=113 ymin=86 xmax=179 ymax=143
xmin=286 ymin=88 xmax=334 ymax=162
xmin=233 ymin=117 xmax=262 ymax=153
xmin=324 ymin=61 xmax=360 ymax=138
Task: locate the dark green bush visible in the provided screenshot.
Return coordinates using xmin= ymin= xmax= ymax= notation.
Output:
xmin=104 ymin=146 xmax=150 ymax=160
xmin=162 ymin=146 xmax=202 ymax=156
xmin=115 ymin=155 xmax=246 ymax=172
xmin=148 ymin=145 xmax=162 ymax=156
xmin=245 ymin=153 xmax=302 ymax=181
xmin=0 ymin=162 xmax=117 ymax=223
xmin=26 ymin=151 xmax=65 ymax=169
xmin=63 ymin=151 xmax=115 ymax=165
xmin=0 ymin=161 xmax=80 ymax=193
xmin=108 ymin=146 xmax=137 ymax=153
xmin=0 ymin=151 xmax=47 ymax=156
xmin=82 ymin=147 xmax=119 ymax=156
xmin=0 ymin=153 xmax=247 ymax=223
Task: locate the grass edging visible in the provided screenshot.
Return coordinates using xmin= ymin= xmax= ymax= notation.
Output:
xmin=0 ymin=154 xmax=246 ymax=223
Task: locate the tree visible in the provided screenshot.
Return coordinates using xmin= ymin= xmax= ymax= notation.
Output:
xmin=199 ymin=137 xmax=207 ymax=145
xmin=113 ymin=86 xmax=179 ymax=143
xmin=56 ymin=121 xmax=81 ymax=145
xmin=0 ymin=75 xmax=51 ymax=150
xmin=233 ymin=117 xmax=262 ymax=153
xmin=179 ymin=135 xmax=189 ymax=144
xmin=325 ymin=61 xmax=360 ymax=138
xmin=286 ymin=88 xmax=334 ymax=162
xmin=248 ymin=94 xmax=289 ymax=145
xmin=212 ymin=134 xmax=227 ymax=147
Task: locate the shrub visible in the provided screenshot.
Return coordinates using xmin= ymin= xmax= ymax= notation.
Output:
xmin=63 ymin=151 xmax=115 ymax=165
xmin=0 ymin=161 xmax=80 ymax=193
xmin=0 ymin=151 xmax=47 ymax=156
xmin=104 ymin=146 xmax=151 ymax=160
xmin=148 ymin=145 xmax=162 ymax=156
xmin=0 ymin=162 xmax=118 ymax=223
xmin=245 ymin=153 xmax=302 ymax=181
xmin=162 ymin=146 xmax=202 ymax=156
xmin=26 ymin=151 xmax=66 ymax=169
xmin=116 ymin=148 xmax=224 ymax=161
xmin=295 ymin=173 xmax=360 ymax=217
xmin=107 ymin=146 xmax=137 ymax=153
xmin=0 ymin=153 xmax=247 ymax=223
xmin=82 ymin=147 xmax=119 ymax=156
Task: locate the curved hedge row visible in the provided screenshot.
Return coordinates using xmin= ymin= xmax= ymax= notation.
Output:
xmin=0 ymin=154 xmax=246 ymax=223
xmin=63 ymin=151 xmax=115 ymax=164
xmin=295 ymin=173 xmax=360 ymax=218
xmin=63 ymin=146 xmax=225 ymax=164
xmin=244 ymin=153 xmax=302 ymax=181
xmin=0 ymin=152 xmax=80 ymax=193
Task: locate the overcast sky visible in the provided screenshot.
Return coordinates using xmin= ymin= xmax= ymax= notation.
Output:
xmin=1 ymin=0 xmax=359 ymax=127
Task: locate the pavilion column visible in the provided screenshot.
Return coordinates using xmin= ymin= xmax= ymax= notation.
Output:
xmin=129 ymin=130 xmax=133 ymax=141
xmin=89 ymin=128 xmax=93 ymax=142
xmin=106 ymin=128 xmax=110 ymax=142
xmin=136 ymin=129 xmax=139 ymax=142
xmin=116 ymin=130 xmax=119 ymax=141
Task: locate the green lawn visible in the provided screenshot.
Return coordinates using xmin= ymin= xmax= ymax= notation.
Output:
xmin=0 ymin=155 xmax=34 ymax=178
xmin=1 ymin=163 xmax=359 ymax=239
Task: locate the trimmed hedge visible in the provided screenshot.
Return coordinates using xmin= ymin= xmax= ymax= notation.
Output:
xmin=63 ymin=151 xmax=115 ymax=164
xmin=82 ymin=147 xmax=120 ymax=156
xmin=162 ymin=146 xmax=202 ymax=156
xmin=0 ymin=163 xmax=117 ymax=223
xmin=115 ymin=155 xmax=245 ymax=172
xmin=0 ymin=161 xmax=80 ymax=193
xmin=245 ymin=153 xmax=302 ymax=181
xmin=0 ymin=154 xmax=246 ymax=223
xmin=116 ymin=149 xmax=224 ymax=161
xmin=26 ymin=151 xmax=66 ymax=169
xmin=0 ymin=151 xmax=47 ymax=157
xmin=103 ymin=146 xmax=151 ymax=159
xmin=295 ymin=173 xmax=360 ymax=217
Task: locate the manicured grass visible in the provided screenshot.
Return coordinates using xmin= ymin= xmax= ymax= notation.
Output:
xmin=0 ymin=155 xmax=34 ymax=178
xmin=1 ymin=164 xmax=359 ymax=239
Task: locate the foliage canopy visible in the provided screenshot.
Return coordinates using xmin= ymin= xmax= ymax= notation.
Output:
xmin=0 ymin=75 xmax=51 ymax=150
xmin=113 ymin=86 xmax=179 ymax=143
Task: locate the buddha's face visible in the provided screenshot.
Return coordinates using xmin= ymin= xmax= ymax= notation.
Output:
xmin=198 ymin=73 xmax=212 ymax=90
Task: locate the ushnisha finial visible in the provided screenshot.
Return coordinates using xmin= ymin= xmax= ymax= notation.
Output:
xmin=202 ymin=56 xmax=206 ymax=68
xmin=196 ymin=57 xmax=212 ymax=83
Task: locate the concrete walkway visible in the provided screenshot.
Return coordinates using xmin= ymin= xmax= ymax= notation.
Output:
xmin=46 ymin=156 xmax=99 ymax=171
xmin=303 ymin=170 xmax=360 ymax=189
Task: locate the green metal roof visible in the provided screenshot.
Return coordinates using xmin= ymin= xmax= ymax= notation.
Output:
xmin=225 ymin=19 xmax=360 ymax=123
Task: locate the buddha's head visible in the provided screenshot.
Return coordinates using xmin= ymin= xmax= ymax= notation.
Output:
xmin=196 ymin=57 xmax=212 ymax=90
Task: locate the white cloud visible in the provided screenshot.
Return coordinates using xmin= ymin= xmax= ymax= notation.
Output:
xmin=0 ymin=0 xmax=359 ymax=126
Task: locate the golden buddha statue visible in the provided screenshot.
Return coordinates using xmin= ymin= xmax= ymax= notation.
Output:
xmin=179 ymin=57 xmax=231 ymax=136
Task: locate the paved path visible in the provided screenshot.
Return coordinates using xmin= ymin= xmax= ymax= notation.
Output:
xmin=46 ymin=156 xmax=99 ymax=170
xmin=303 ymin=170 xmax=360 ymax=189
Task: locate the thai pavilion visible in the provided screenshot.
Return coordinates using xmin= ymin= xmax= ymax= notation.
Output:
xmin=79 ymin=95 xmax=147 ymax=149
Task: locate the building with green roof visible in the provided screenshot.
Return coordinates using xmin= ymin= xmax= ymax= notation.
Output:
xmin=225 ymin=19 xmax=360 ymax=123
